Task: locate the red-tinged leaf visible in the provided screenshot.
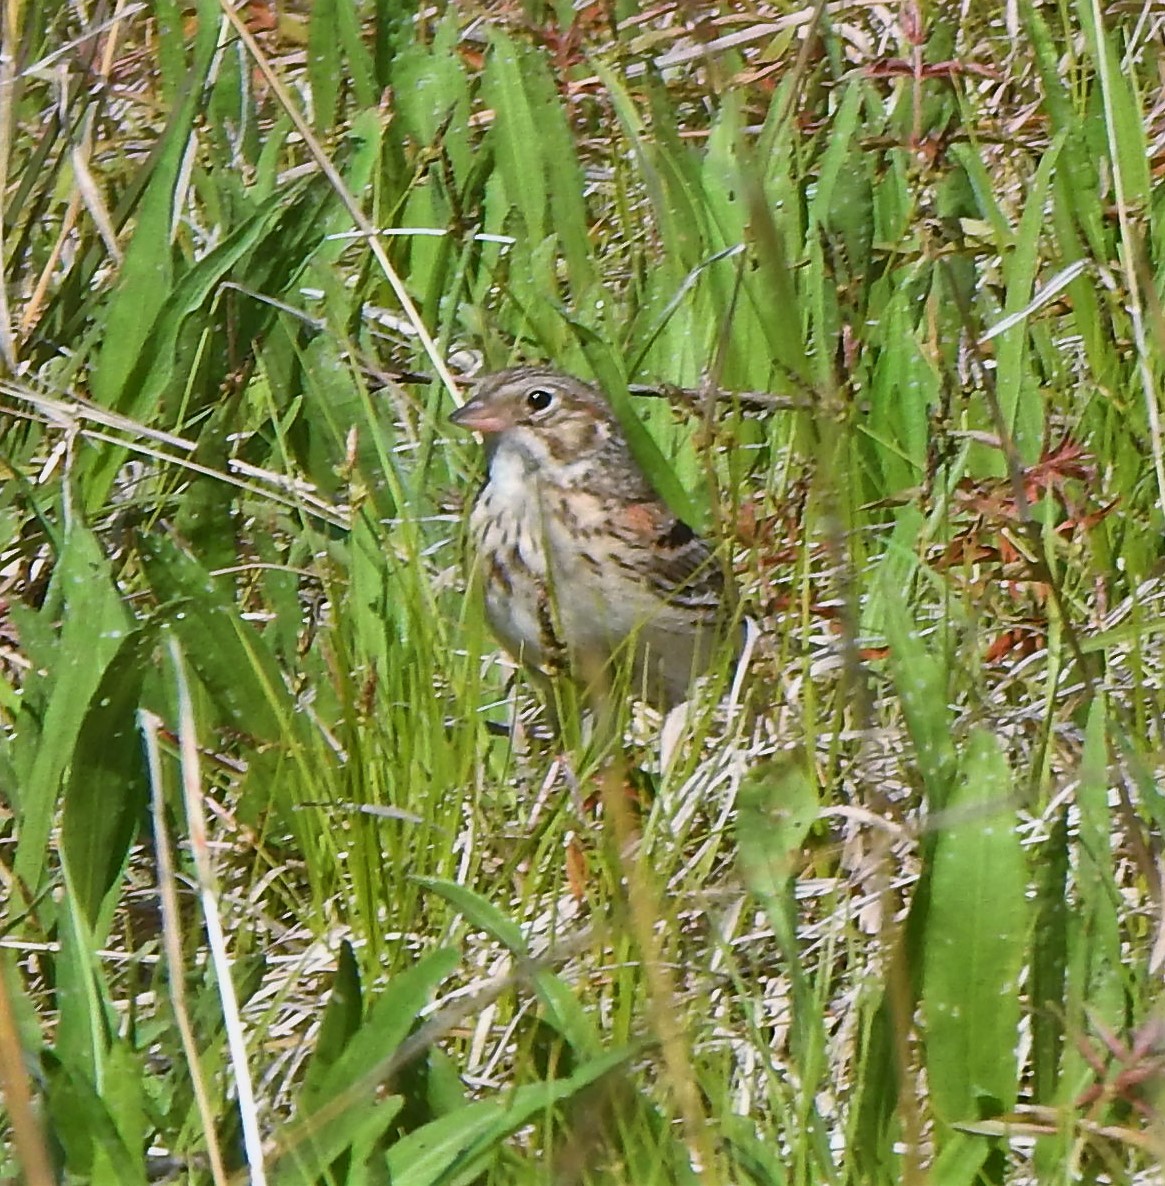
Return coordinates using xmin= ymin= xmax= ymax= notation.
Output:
xmin=984 ymin=628 xmax=1045 ymax=664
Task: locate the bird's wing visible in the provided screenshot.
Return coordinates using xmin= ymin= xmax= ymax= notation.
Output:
xmin=608 ymin=499 xmax=728 ymax=613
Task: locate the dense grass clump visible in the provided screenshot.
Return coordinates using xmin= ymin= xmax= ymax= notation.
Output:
xmin=0 ymin=2 xmax=1162 ymax=1183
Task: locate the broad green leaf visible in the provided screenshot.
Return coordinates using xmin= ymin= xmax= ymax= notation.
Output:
xmin=742 ymin=176 xmax=812 ymax=386
xmin=271 ymin=1097 xmax=404 ymax=1186
xmin=923 ymin=730 xmax=1027 ymax=1128
xmin=994 ymin=137 xmax=1062 ymax=464
xmin=1066 ymin=697 xmax=1124 ymax=1028
xmin=415 ymin=877 xmax=526 ymax=952
xmin=700 ymin=103 xmax=778 ymax=389
xmin=137 ymin=532 xmax=294 ymax=740
xmin=349 ymin=508 xmax=404 ymax=682
xmin=384 ymin=1046 xmax=631 ymax=1186
xmin=170 ymin=402 xmax=238 ymax=579
xmin=1021 ymin=0 xmax=1107 ymax=255
xmin=736 ymin=759 xmax=819 ymax=903
xmin=105 ymin=186 xmax=313 ymax=424
xmin=88 ymin=0 xmax=222 ymax=413
xmin=483 ymin=30 xmax=548 ymax=246
xmin=308 ymin=0 xmax=341 ymax=133
xmin=865 ymin=289 xmax=938 ymax=494
xmin=53 ymin=902 xmax=111 ymax=1098
xmin=60 ymin=626 xmax=156 ymax=930
xmin=152 ymin=0 xmax=188 ymax=98
xmin=12 ymin=518 xmax=132 ymax=901
xmin=100 ymin=1042 xmax=148 ymax=1178
xmin=848 ymin=985 xmax=902 ymax=1181
xmin=84 ymin=183 xmax=320 ymax=513
xmin=300 ymin=940 xmax=364 ymax=1108
xmin=44 ymin=1058 xmax=144 ymax=1184
xmin=254 ymin=113 xmax=296 ymax=200
xmin=928 ymin=1130 xmax=992 ymax=1186
xmin=307 ymin=947 xmax=460 ymax=1104
xmin=390 ymin=14 xmax=473 ymax=182
xmin=417 ymin=878 xmax=600 ymax=1056
xmin=723 ymin=1113 xmax=789 ymax=1186
xmin=496 ymin=35 xmax=594 ymax=294
xmin=1077 ymin=0 xmax=1151 ymax=209
xmin=880 ymin=573 xmax=957 ymax=810
xmin=648 ymin=75 xmax=720 ymax=270
xmin=814 ymin=81 xmax=873 ymax=298
xmin=736 ymin=758 xmax=824 ymax=1078
xmin=1030 ymin=808 xmax=1069 ymax=1103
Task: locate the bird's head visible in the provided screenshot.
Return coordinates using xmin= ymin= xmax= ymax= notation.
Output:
xmin=450 ymin=367 xmax=625 ymax=474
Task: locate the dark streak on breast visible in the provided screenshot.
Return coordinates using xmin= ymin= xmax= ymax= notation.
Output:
xmin=488 ymin=555 xmax=514 ymax=597
xmin=535 ymin=586 xmax=568 ymax=674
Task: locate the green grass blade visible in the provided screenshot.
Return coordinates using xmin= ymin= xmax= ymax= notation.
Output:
xmin=87 ymin=0 xmax=222 ymax=411
xmin=59 ymin=627 xmax=155 ymax=930
xmin=384 ymin=1047 xmax=632 ymax=1186
xmin=11 ymin=517 xmax=132 ymax=903
xmin=922 ymin=731 xmax=1027 ymax=1130
xmin=136 ymin=533 xmax=297 ymax=741
xmin=993 ymin=138 xmax=1063 ymax=463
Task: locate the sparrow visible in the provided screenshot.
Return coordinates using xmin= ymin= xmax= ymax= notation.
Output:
xmin=451 ymin=366 xmax=740 ymax=718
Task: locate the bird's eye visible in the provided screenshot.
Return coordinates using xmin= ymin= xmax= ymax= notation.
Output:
xmin=526 ymin=388 xmax=555 ymax=413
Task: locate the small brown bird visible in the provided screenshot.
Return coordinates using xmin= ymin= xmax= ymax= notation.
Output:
xmin=451 ymin=366 xmax=739 ymax=716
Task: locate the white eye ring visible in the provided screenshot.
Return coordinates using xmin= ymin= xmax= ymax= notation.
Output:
xmin=526 ymin=388 xmax=555 ymax=413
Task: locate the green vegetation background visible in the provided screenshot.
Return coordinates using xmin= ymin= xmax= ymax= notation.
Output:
xmin=0 ymin=1 xmax=1162 ymax=1183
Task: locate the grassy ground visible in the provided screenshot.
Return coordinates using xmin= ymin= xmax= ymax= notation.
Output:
xmin=1 ymin=1 xmax=1163 ymax=1183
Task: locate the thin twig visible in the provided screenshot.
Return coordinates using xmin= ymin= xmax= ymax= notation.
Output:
xmin=368 ymin=364 xmax=810 ymax=413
